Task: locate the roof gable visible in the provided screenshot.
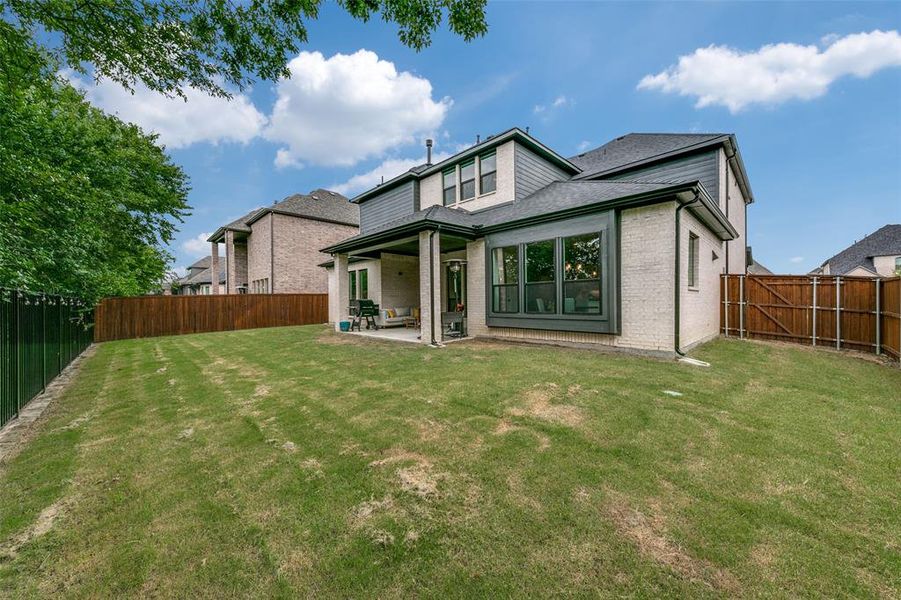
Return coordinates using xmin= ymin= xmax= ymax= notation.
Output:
xmin=570 ymin=133 xmax=727 ymax=178
xmin=821 ymin=224 xmax=901 ymax=274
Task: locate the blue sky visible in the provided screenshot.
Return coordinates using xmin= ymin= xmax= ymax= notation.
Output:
xmin=71 ymin=1 xmax=901 ymax=275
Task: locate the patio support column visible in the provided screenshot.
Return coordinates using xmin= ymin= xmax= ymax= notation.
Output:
xmin=419 ymin=230 xmax=442 ymax=345
xmin=225 ymin=230 xmax=236 ymax=294
xmin=334 ymin=253 xmax=350 ymax=331
xmin=210 ymin=241 xmax=220 ymax=295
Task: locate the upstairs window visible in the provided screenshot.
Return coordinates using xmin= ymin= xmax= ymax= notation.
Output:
xmin=460 ymin=160 xmax=476 ymax=201
xmin=895 ymin=256 xmax=901 ymax=275
xmin=525 ymin=240 xmax=556 ymax=313
xmin=443 ymin=169 xmax=456 ymax=206
xmin=563 ymin=233 xmax=602 ymax=314
xmin=480 ymin=151 xmax=497 ymax=194
xmin=491 ymin=246 xmax=519 ymax=313
xmin=688 ymin=233 xmax=700 ymax=288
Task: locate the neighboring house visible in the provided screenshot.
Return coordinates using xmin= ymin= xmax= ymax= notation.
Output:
xmin=810 ymin=224 xmax=901 ymax=277
xmin=207 ymin=190 xmax=359 ymax=294
xmin=173 ymin=256 xmax=226 ymax=295
xmin=322 ymin=128 xmax=753 ymax=355
xmin=748 ymin=259 xmax=773 ymax=275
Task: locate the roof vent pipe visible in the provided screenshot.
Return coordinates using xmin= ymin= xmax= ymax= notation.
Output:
xmin=476 ymin=134 xmax=480 ymax=144
xmin=426 ymin=138 xmax=433 ymax=165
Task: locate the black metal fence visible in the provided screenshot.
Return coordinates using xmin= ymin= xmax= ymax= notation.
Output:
xmin=1 ymin=289 xmax=93 ymax=428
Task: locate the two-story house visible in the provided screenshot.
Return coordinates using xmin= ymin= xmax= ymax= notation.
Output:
xmin=810 ymin=224 xmax=901 ymax=277
xmin=322 ymin=129 xmax=753 ymax=355
xmin=173 ymin=256 xmax=225 ymax=295
xmin=207 ymin=190 xmax=359 ymax=294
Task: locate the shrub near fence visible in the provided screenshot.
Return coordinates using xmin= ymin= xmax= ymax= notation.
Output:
xmin=1 ymin=289 xmax=93 ymax=428
xmin=721 ymin=275 xmax=900 ymax=360
xmin=93 ymin=293 xmax=329 ymax=342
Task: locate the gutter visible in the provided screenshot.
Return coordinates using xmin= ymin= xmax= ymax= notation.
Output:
xmin=674 ymin=193 xmax=702 ymax=357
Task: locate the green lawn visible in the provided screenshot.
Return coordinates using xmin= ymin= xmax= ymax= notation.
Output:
xmin=1 ymin=326 xmax=899 ymax=598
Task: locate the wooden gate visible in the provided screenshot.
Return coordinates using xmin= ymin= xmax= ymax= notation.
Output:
xmin=721 ymin=275 xmax=900 ymax=359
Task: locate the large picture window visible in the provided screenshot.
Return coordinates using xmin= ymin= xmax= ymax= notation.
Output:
xmin=492 ymin=246 xmax=519 ymax=313
xmin=479 ymin=151 xmax=497 ymax=195
xmin=563 ymin=233 xmax=602 ymax=314
xmin=443 ymin=169 xmax=456 ymax=206
xmin=460 ymin=160 xmax=476 ymax=201
xmin=525 ymin=240 xmax=556 ymax=313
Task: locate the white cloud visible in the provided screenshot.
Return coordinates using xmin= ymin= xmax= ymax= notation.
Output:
xmin=265 ymin=50 xmax=451 ymax=168
xmin=332 ymin=152 xmax=452 ymax=196
xmin=182 ymin=232 xmax=212 ymax=257
xmin=638 ymin=30 xmax=901 ymax=112
xmin=64 ymin=72 xmax=267 ymax=148
xmin=576 ymin=140 xmax=593 ymax=153
xmin=534 ymin=95 xmax=571 ymax=117
xmin=790 ymin=256 xmax=805 ymax=264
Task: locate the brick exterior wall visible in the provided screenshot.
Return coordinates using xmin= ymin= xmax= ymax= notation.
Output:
xmin=380 ymin=254 xmax=419 ymax=309
xmin=225 ymin=230 xmax=248 ymax=293
xmin=272 ymin=214 xmax=358 ymax=293
xmin=465 ymin=203 xmax=678 ymax=353
xmin=247 ymin=213 xmax=273 ymax=291
xmin=680 ymin=210 xmax=723 ymax=349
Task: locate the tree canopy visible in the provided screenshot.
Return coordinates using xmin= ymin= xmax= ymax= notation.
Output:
xmin=1 ymin=0 xmax=488 ymax=97
xmin=0 ymin=36 xmax=190 ymax=301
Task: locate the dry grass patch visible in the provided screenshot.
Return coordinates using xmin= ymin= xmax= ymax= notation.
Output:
xmin=508 ymin=383 xmax=584 ymax=428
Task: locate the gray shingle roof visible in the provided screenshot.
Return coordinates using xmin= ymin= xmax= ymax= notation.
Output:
xmin=187 ymin=256 xmax=212 ymax=270
xmin=183 ymin=261 xmax=226 ymax=286
xmin=818 ymin=224 xmax=901 ymax=275
xmin=322 ymin=179 xmax=736 ymax=254
xmin=471 ymin=181 xmax=675 ymax=227
xmin=259 ymin=189 xmax=358 ymax=226
xmin=569 ymin=133 xmax=728 ymax=179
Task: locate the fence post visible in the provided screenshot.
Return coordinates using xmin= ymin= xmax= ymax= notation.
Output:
xmin=875 ymin=278 xmax=881 ymax=356
xmin=739 ymin=275 xmax=745 ymax=339
xmin=723 ymin=275 xmax=730 ymax=336
xmin=812 ymin=277 xmax=817 ymax=347
xmin=41 ymin=293 xmax=47 ymax=392
xmin=835 ymin=277 xmax=841 ymax=350
xmin=13 ymin=290 xmax=21 ymax=415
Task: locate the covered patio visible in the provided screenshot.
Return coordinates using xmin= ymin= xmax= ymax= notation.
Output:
xmin=324 ymin=211 xmax=477 ymax=345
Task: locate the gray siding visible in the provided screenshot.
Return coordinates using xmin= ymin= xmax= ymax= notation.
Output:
xmin=359 ymin=181 xmax=416 ymax=233
xmin=514 ymin=144 xmax=571 ymax=201
xmin=602 ymin=150 xmax=719 ymax=200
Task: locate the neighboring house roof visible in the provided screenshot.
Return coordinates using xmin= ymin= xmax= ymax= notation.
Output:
xmin=569 ymin=133 xmax=754 ymax=204
xmin=748 ymin=259 xmax=773 ymax=275
xmin=208 ymin=189 xmax=357 ymax=242
xmin=351 ymin=127 xmax=581 ymax=204
xmin=814 ymin=224 xmax=901 ymax=275
xmin=323 ymin=179 xmax=736 ymax=255
xmin=182 ymin=262 xmax=226 ymax=286
xmin=187 ymin=256 xmax=212 ymax=270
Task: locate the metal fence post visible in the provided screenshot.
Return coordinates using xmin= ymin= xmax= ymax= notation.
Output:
xmin=13 ymin=290 xmax=21 ymax=414
xmin=41 ymin=293 xmax=47 ymax=391
xmin=835 ymin=277 xmax=841 ymax=350
xmin=723 ymin=275 xmax=730 ymax=336
xmin=875 ymin=278 xmax=881 ymax=356
xmin=812 ymin=277 xmax=817 ymax=347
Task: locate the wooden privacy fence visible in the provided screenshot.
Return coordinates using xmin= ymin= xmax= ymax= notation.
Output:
xmin=94 ymin=294 xmax=329 ymax=342
xmin=721 ymin=275 xmax=900 ymax=360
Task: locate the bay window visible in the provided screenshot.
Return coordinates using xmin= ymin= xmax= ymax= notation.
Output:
xmin=563 ymin=232 xmax=602 ymax=314
xmin=492 ymin=246 xmax=519 ymax=313
xmin=525 ymin=240 xmax=556 ymax=313
xmin=485 ymin=211 xmax=617 ymax=334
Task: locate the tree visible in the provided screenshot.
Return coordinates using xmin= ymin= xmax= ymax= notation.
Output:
xmin=1 ymin=0 xmax=488 ymax=98
xmin=0 ymin=37 xmax=190 ymax=301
